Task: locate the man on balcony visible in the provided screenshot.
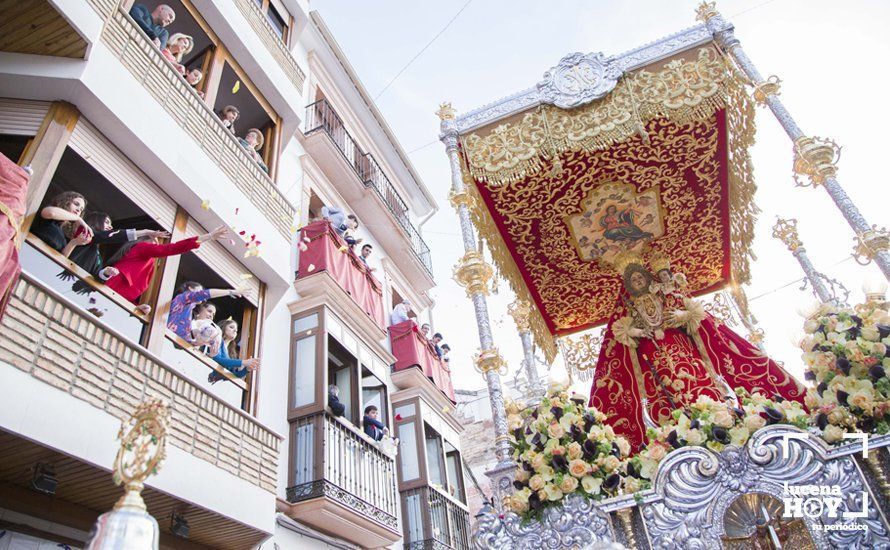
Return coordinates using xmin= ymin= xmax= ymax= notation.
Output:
xmin=129 ymin=4 xmax=175 ymax=49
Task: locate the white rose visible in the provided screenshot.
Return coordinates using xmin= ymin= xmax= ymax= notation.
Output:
xmin=822 ymin=424 xmax=845 ymax=444
xmin=743 ymin=414 xmax=766 ymax=432
xmin=685 ymin=429 xmax=704 ymax=446
xmin=712 ymin=410 xmax=735 ymax=429
xmin=861 ymin=326 xmax=880 ymax=342
xmin=601 ymin=455 xmax=620 ymax=473
xmin=623 ymin=476 xmax=642 ymax=493
xmin=529 ymin=474 xmax=545 ymax=491
xmin=729 ymin=426 xmax=750 ymax=447
xmin=804 ymin=319 xmax=820 ymax=334
xmin=615 ymin=437 xmax=631 ymax=458
xmin=543 ymin=483 xmax=564 ymax=501
xmin=581 ymin=475 xmax=603 ymax=495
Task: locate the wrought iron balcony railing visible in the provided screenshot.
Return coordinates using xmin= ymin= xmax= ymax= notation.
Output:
xmin=402 ymin=485 xmax=471 ymax=550
xmin=286 ymin=411 xmax=400 ymax=532
xmin=304 ymin=99 xmax=433 ymax=276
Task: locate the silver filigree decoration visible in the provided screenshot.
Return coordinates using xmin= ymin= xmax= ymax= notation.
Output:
xmin=537 ymin=52 xmax=622 ymax=109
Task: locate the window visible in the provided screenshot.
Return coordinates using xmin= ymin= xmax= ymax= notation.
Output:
xmin=445 ymin=444 xmax=466 ymax=503
xmin=255 ymin=0 xmax=293 ymax=43
xmin=362 ymin=368 xmax=387 ymax=424
xmin=291 ymin=311 xmax=318 ymax=409
xmin=403 ymin=491 xmax=424 ymax=544
xmin=398 ymin=421 xmax=420 ymax=481
xmin=425 ymin=425 xmax=446 ymax=487
xmin=328 ymin=336 xmax=357 ymax=424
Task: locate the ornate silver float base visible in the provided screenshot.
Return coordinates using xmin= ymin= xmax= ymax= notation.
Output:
xmin=472 ymin=426 xmax=890 ymax=549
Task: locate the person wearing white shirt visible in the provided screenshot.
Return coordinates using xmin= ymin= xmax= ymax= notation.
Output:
xmin=390 ymin=299 xmax=411 ymax=326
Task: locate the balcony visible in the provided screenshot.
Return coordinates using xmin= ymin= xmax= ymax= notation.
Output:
xmin=232 ymin=0 xmax=306 ymax=92
xmin=402 ymin=485 xmax=471 ymax=550
xmin=99 ymin=5 xmax=296 ymax=240
xmin=0 ymin=273 xmax=281 ymax=546
xmin=295 ymin=220 xmax=386 ymax=332
xmin=284 ymin=411 xmax=401 ymax=547
xmin=303 ymin=99 xmax=434 ymax=283
xmin=389 ymin=320 xmax=455 ymax=403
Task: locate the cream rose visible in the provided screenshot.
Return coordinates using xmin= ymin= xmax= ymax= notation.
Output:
xmin=803 ymin=319 xmax=820 ymax=334
xmin=568 ymin=458 xmax=590 ymax=478
xmin=849 ymin=391 xmax=874 ymax=414
xmin=615 ymin=437 xmax=631 ymax=458
xmin=685 ymin=429 xmax=704 ymax=446
xmin=567 ymin=442 xmax=583 ymax=460
xmin=531 ymin=453 xmax=547 ymax=471
xmin=712 ymin=410 xmax=735 ymax=429
xmin=862 ymin=326 xmax=880 ymax=342
xmin=529 ymin=474 xmax=545 ymax=491
xmin=827 ymin=407 xmax=847 ymax=425
xmin=543 ymin=483 xmax=564 ymax=501
xmin=623 ymin=476 xmax=642 ymax=493
xmin=537 ymin=465 xmax=555 ymax=482
xmin=601 ymin=455 xmax=620 ymax=473
xmin=743 ymin=414 xmax=766 ymax=432
xmin=729 ymin=426 xmax=750 ymax=447
xmin=581 ymin=475 xmax=603 ymax=495
xmin=547 ymin=422 xmax=566 ymax=440
xmin=559 ymin=476 xmax=579 ymax=494
xmin=516 ymin=468 xmax=531 ymax=483
xmin=646 ymin=443 xmax=667 ymax=461
xmin=823 ymin=424 xmax=845 ymax=444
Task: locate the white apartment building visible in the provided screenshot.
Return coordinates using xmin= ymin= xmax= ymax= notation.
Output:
xmin=0 ymin=1 xmax=469 ymax=548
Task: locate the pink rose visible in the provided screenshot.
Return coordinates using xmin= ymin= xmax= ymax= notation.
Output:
xmin=568 ymin=459 xmax=590 ymax=478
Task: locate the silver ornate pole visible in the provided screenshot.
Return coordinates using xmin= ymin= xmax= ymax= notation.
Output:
xmin=508 ymin=300 xmax=545 ymax=403
xmin=772 ymin=217 xmax=848 ymax=304
xmin=697 ymin=2 xmax=890 ymax=280
xmin=438 ymin=103 xmax=516 ymax=508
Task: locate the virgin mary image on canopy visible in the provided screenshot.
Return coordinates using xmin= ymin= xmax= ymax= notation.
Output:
xmin=566 ymin=182 xmax=664 ymax=263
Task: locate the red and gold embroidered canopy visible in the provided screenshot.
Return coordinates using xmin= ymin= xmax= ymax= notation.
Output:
xmin=457 ymin=46 xmax=756 ymax=361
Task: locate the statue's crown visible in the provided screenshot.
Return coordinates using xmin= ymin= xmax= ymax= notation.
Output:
xmin=649 ymin=252 xmax=672 ymax=273
xmin=611 ymin=249 xmax=644 ymax=274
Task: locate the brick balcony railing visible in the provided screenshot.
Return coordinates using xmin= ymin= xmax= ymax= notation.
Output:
xmin=305 ymin=99 xmax=433 ymax=276
xmin=99 ymin=6 xmax=296 ymax=239
xmin=233 ymin=0 xmax=306 ymax=92
xmin=0 ymin=274 xmax=281 ymax=493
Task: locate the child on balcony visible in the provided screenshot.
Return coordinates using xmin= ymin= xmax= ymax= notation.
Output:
xmin=219 ymin=106 xmax=239 ymax=134
xmin=190 ymin=302 xmax=222 ymax=357
xmin=208 ymin=318 xmax=260 ymax=384
xmin=104 ymin=225 xmax=227 ymax=314
xmin=363 ymin=405 xmax=388 ymax=441
xmin=167 ymin=280 xmax=244 ymax=343
xmin=186 ymin=69 xmax=204 ymax=98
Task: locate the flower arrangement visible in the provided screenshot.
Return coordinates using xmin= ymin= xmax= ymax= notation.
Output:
xmin=800 ymin=299 xmax=890 ymax=442
xmin=641 ymin=390 xmax=808 ymax=463
xmin=504 ymin=383 xmax=651 ymax=518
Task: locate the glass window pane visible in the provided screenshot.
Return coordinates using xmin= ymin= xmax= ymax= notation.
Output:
xmin=446 ymin=452 xmax=464 ymax=501
xmin=292 ymin=335 xmax=316 ymax=407
xmin=293 ymin=420 xmax=315 ymax=486
xmin=327 ymin=314 xmax=342 ymax=341
xmin=362 ymin=371 xmax=387 ymax=421
xmin=426 ymin=430 xmax=445 ymax=486
xmin=294 ymin=313 xmax=317 ymax=333
xmin=394 ymin=403 xmax=415 ymax=419
xmin=398 ymin=422 xmax=419 ymax=480
xmin=404 ymin=492 xmax=423 ymax=543
xmin=334 ymin=367 xmax=352 ymax=420
xmin=267 ymin=7 xmax=287 ymax=39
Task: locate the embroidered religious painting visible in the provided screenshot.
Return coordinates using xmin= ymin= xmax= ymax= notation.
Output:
xmin=565 ymin=183 xmax=664 ymax=263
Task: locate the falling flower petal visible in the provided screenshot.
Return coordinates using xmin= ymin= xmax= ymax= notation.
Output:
xmin=290 ymin=226 xmax=298 ymax=234
xmin=298 ymin=241 xmax=308 ymax=251
xmin=229 ymin=239 xmax=236 ymax=246
xmin=303 ymin=236 xmax=311 ymax=243
xmin=442 ymin=406 xmax=451 ymax=413
xmin=255 ymin=240 xmax=261 ymax=245
xmin=307 ymin=264 xmax=316 ymax=272
xmin=240 ymin=273 xmax=253 ymax=280
xmin=238 ymin=230 xmax=246 ymax=236
xmin=234 ymin=207 xmax=239 ymax=215
xmin=201 ymin=199 xmax=211 ymax=210
xmin=338 ymin=245 xmax=348 ymax=253
xmin=232 ymin=80 xmax=241 ymax=94
xmin=250 ymin=234 xmax=256 ymax=241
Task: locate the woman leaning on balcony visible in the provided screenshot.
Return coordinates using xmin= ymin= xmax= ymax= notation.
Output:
xmin=238 ymin=128 xmax=269 ymax=174
xmin=32 ymin=191 xmax=94 ymax=258
xmin=161 ymin=32 xmax=193 ymax=75
xmin=208 ymin=318 xmax=260 ymax=384
xmin=103 ymin=225 xmax=228 ymax=313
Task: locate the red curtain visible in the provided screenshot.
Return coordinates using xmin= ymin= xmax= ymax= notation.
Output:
xmin=389 ymin=319 xmax=455 ymax=403
xmin=0 ymin=154 xmax=27 ymax=320
xmin=298 ymin=220 xmax=385 ymax=331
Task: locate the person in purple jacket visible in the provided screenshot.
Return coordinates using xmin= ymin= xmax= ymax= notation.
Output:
xmin=166 ymin=281 xmax=242 ymax=342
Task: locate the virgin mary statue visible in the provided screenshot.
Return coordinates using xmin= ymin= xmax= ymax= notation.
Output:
xmin=588 ymin=250 xmax=805 ymax=448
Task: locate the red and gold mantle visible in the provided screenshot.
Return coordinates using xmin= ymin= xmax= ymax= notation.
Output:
xmin=456 ymin=46 xmax=757 ymax=361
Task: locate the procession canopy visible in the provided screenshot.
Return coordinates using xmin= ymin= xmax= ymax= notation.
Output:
xmin=452 ymin=27 xmax=757 ymax=362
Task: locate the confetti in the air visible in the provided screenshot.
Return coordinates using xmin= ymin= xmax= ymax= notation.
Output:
xmin=232 ymin=81 xmax=241 ymax=94
xmin=201 ymin=199 xmax=210 ymax=210
xmin=338 ymin=245 xmax=348 ymax=253
xmin=240 ymin=273 xmax=253 ymax=280
xmin=307 ymin=264 xmax=316 ymax=272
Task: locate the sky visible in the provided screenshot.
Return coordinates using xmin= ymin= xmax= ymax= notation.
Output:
xmin=312 ymin=0 xmax=889 ymax=393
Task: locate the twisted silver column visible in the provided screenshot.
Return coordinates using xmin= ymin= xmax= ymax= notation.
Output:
xmin=699 ymin=5 xmax=890 ymax=280
xmin=439 ymin=106 xmax=516 ymax=507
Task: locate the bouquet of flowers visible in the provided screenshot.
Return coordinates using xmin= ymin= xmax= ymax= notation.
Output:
xmin=642 ymin=390 xmax=808 ymax=460
xmin=505 ymin=383 xmax=650 ymax=518
xmin=800 ymin=299 xmax=890 ymax=442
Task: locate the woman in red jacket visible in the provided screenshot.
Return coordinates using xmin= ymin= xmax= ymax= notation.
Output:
xmin=105 ymin=225 xmax=227 ymax=313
